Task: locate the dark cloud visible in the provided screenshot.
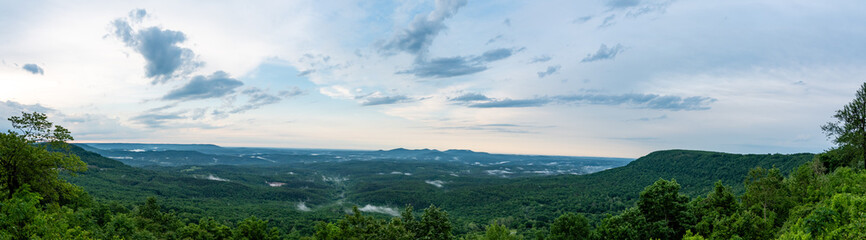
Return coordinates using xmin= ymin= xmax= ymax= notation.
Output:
xmin=581 ymin=44 xmax=624 ymax=62
xmin=537 ymin=65 xmax=560 ymax=78
xmin=398 ymin=48 xmax=517 ymax=78
xmin=21 ymin=63 xmax=44 ymax=75
xmin=162 ymin=71 xmax=244 ymax=101
xmin=469 ymin=98 xmax=551 ymax=108
xmin=111 ymin=9 xmax=199 ymax=84
xmin=362 ymin=95 xmax=412 ymax=106
xmin=451 ymin=93 xmax=491 ymax=102
xmin=381 ymin=0 xmax=468 ymax=56
xmin=555 ymin=94 xmax=715 ymax=111
xmin=530 ymin=55 xmax=552 ymax=63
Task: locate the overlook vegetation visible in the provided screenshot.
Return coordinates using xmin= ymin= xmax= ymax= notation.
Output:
xmin=3 ymin=83 xmax=866 ymax=239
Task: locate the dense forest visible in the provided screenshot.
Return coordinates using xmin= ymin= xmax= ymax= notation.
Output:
xmin=4 ymin=83 xmax=866 ymax=239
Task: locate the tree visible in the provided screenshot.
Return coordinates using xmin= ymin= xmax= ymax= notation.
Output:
xmin=823 ymin=82 xmax=866 ymax=168
xmin=0 ymin=112 xmax=85 ymax=203
xmin=637 ymin=178 xmax=693 ymax=239
xmin=548 ymin=212 xmax=591 ymax=240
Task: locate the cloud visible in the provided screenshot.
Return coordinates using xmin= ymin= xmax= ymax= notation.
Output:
xmin=130 ymin=112 xmax=185 ymax=128
xmin=225 ymin=87 xmax=304 ymax=114
xmin=381 ymin=0 xmax=468 ymax=56
xmin=450 ymin=93 xmax=491 ymax=102
xmin=0 ymin=100 xmax=141 ymax=139
xmin=605 ymin=0 xmax=675 ymax=18
xmin=537 ymin=65 xmax=560 ymax=78
xmin=162 ymin=71 xmax=244 ymax=101
xmin=461 ymin=93 xmax=715 ymax=110
xmin=111 ymin=9 xmax=199 ymax=84
xmin=486 ymin=34 xmax=504 ymax=45
xmin=573 ymin=16 xmax=593 ymax=24
xmin=0 ymin=101 xmax=56 ymax=132
xmin=555 ymin=94 xmax=715 ymax=111
xmin=581 ymin=44 xmax=624 ymax=62
xmin=399 ymin=56 xmax=486 ymax=78
xmin=362 ymin=95 xmax=412 ymax=106
xmin=530 ymin=55 xmax=552 ymax=63
xmin=128 ymin=8 xmax=147 ymax=22
xmin=435 ymin=123 xmax=537 ymax=134
xmin=398 ymin=48 xmax=516 ymax=78
xmin=21 ymin=63 xmax=44 ymax=75
xmin=606 ymin=0 xmax=641 ymax=9
xmin=598 ymin=14 xmax=617 ymax=28
xmin=469 ymin=98 xmax=551 ymax=108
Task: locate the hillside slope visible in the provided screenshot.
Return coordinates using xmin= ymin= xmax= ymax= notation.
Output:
xmin=347 ymin=150 xmax=814 ymax=225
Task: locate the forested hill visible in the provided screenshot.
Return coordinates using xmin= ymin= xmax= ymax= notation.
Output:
xmin=346 ymin=149 xmax=813 ymax=226
xmin=62 ymin=144 xmax=815 ymax=236
xmin=601 ymin=149 xmax=813 ymax=195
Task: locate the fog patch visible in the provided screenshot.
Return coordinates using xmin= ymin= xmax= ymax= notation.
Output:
xmin=358 ymin=205 xmax=400 ymax=216
xmin=485 ymin=170 xmax=513 ymax=176
xmin=425 ymin=180 xmax=445 ymax=188
xmin=297 ymin=202 xmax=311 ymax=212
xmin=390 ymin=171 xmax=412 ymax=176
xmin=204 ymin=174 xmax=229 ymax=182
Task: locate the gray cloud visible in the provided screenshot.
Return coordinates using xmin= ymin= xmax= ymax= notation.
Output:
xmin=469 ymin=98 xmax=551 ymax=108
xmin=0 ymin=100 xmax=140 ymax=139
xmin=607 ymin=0 xmax=641 ymax=9
xmin=450 ymin=93 xmax=491 ymax=102
xmin=598 ymin=14 xmax=617 ymax=28
xmin=130 ymin=112 xmax=185 ymax=128
xmin=162 ymin=71 xmax=244 ymax=101
xmin=530 ymin=55 xmax=552 ymax=63
xmin=555 ymin=94 xmax=715 ymax=110
xmin=362 ymin=95 xmax=412 ymax=106
xmin=606 ymin=0 xmax=675 ymax=18
xmin=486 ymin=34 xmax=504 ymax=45
xmin=399 ymin=56 xmax=486 ymax=78
xmin=226 ymin=87 xmax=304 ymax=114
xmin=479 ymin=48 xmax=514 ymax=62
xmin=129 ymin=8 xmax=147 ymax=22
xmin=581 ymin=44 xmax=624 ymax=62
xmin=460 ymin=93 xmax=714 ymax=110
xmin=398 ymin=48 xmax=517 ymax=78
xmin=573 ymin=16 xmax=593 ymax=24
xmin=111 ymin=9 xmax=199 ymax=84
xmin=537 ymin=65 xmax=560 ymax=78
xmin=436 ymin=123 xmax=535 ymax=134
xmin=381 ymin=0 xmax=467 ymax=56
xmin=21 ymin=63 xmax=44 ymax=75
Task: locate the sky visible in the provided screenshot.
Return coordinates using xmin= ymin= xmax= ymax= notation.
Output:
xmin=1 ymin=0 xmax=865 ymax=158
